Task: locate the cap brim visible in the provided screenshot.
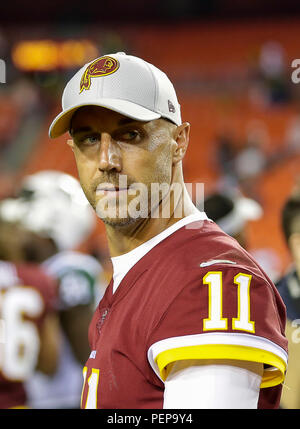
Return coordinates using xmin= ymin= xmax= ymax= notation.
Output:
xmin=49 ymin=99 xmax=162 ymax=139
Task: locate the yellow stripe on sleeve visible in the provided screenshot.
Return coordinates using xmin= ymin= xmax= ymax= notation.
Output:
xmin=155 ymin=344 xmax=286 ymax=388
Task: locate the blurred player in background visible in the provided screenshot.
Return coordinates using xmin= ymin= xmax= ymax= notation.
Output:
xmin=276 ymin=185 xmax=300 ymax=408
xmin=203 ymin=191 xmax=281 ymax=283
xmin=0 ymin=219 xmax=59 ymax=408
xmin=49 ymin=52 xmax=287 ymax=409
xmin=0 ymin=170 xmax=107 ymax=408
xmin=203 ymin=191 xmax=263 ymax=250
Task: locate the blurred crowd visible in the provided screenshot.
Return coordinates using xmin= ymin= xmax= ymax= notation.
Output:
xmin=1 ymin=21 xmax=300 ymax=409
xmin=215 ymin=41 xmax=300 ymax=199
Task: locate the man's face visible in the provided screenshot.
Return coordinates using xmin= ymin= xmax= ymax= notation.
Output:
xmin=69 ymin=106 xmax=178 ymax=227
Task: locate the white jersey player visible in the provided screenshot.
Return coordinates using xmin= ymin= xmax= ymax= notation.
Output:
xmin=0 ymin=170 xmax=107 ymax=408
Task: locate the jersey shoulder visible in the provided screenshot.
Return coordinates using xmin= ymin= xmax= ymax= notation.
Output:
xmin=144 ymin=220 xmax=271 ymax=303
xmin=170 ymin=219 xmax=265 ymax=276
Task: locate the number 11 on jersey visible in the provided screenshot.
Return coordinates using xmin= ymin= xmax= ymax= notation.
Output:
xmin=203 ymin=271 xmax=255 ymax=333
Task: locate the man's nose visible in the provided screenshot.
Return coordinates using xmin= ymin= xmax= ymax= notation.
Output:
xmin=98 ymin=133 xmax=122 ymax=172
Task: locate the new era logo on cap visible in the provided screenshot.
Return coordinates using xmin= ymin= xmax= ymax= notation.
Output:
xmin=49 ymin=52 xmax=182 ymax=139
xmin=168 ymin=100 xmax=176 ymax=113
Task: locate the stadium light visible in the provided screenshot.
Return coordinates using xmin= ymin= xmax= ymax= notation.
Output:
xmin=12 ymin=40 xmax=99 ymax=71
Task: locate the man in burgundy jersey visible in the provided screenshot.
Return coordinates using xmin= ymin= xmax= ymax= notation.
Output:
xmin=0 ymin=220 xmax=59 ymax=408
xmin=49 ymin=52 xmax=288 ymax=409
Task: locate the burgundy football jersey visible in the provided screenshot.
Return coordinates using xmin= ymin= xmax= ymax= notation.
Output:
xmin=0 ymin=260 xmax=57 ymax=408
xmin=81 ymin=219 xmax=288 ymax=409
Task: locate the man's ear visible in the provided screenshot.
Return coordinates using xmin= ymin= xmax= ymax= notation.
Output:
xmin=172 ymin=122 xmax=190 ymax=165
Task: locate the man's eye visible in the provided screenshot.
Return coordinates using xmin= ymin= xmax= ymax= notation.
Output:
xmin=121 ymin=131 xmax=140 ymax=141
xmin=80 ymin=135 xmax=100 ymax=145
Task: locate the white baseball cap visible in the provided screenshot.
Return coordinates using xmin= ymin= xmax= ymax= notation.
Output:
xmin=49 ymin=52 xmax=182 ymax=138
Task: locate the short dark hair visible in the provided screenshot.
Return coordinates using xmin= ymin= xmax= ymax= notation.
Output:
xmin=281 ymin=191 xmax=300 ymax=243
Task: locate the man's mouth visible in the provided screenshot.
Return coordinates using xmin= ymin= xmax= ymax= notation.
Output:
xmin=96 ymin=184 xmax=128 ymax=195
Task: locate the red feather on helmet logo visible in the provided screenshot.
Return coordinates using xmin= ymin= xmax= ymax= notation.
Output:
xmin=80 ymin=56 xmax=119 ymax=93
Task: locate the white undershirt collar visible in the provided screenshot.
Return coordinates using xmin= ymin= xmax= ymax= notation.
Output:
xmin=111 ymin=211 xmax=208 ymax=293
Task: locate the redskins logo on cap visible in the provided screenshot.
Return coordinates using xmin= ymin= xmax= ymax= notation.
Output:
xmin=79 ymin=56 xmax=120 ymax=93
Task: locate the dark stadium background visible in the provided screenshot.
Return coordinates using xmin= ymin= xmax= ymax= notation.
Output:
xmin=1 ymin=0 xmax=300 ymax=280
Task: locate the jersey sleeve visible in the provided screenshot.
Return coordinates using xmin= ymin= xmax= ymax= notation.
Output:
xmin=147 ymin=263 xmax=288 ymax=390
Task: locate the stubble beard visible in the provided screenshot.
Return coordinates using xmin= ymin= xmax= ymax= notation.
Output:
xmin=81 ymin=165 xmax=173 ymax=229
xmin=100 ymin=213 xmax=142 ymax=229
xmin=94 ymin=189 xmax=152 ymax=228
